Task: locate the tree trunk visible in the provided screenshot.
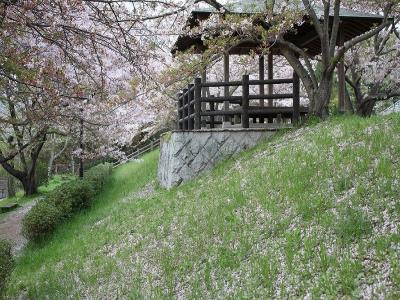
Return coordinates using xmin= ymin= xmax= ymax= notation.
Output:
xmin=7 ymin=175 xmax=16 ymax=198
xmin=357 ymin=99 xmax=376 ymax=117
xmin=0 ymin=132 xmax=46 ymax=196
xmin=22 ymin=175 xmax=37 ymax=196
xmin=344 ymin=86 xmax=354 ymax=114
xmin=311 ymin=75 xmax=333 ymax=117
xmin=281 ymin=47 xmax=334 ymax=118
xmin=47 ymin=136 xmax=69 ymax=180
xmin=48 ymin=153 xmax=55 ymax=180
xmin=348 ymin=76 xmax=375 ymax=117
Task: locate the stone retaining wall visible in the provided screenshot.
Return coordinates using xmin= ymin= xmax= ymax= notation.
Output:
xmin=158 ymin=129 xmax=276 ymax=189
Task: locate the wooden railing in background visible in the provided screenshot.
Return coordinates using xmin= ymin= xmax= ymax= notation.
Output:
xmin=113 ymin=139 xmax=160 ymax=168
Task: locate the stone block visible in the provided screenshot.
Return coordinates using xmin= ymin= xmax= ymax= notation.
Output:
xmin=158 ymin=129 xmax=275 ymax=189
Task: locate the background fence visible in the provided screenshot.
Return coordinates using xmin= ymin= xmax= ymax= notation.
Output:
xmin=113 ymin=139 xmax=160 ymax=168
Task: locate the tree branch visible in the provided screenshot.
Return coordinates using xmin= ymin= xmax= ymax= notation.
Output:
xmin=329 ymin=18 xmax=392 ymax=74
xmin=302 ymin=0 xmax=324 ymax=40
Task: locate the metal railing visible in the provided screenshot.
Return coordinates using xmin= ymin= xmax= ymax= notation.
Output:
xmin=113 ymin=139 xmax=160 ymax=168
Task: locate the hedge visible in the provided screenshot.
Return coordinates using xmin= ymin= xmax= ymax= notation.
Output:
xmin=22 ymin=163 xmax=112 ymax=241
xmin=46 ymin=180 xmax=95 ymax=217
xmin=0 ymin=239 xmax=14 ymax=295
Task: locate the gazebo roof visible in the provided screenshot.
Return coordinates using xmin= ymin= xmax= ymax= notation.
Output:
xmin=193 ymin=1 xmax=384 ymax=18
xmin=172 ymin=1 xmax=386 ymax=56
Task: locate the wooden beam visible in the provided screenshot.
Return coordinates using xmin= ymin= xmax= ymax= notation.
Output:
xmin=187 ymin=84 xmax=194 ymax=130
xmin=194 ymin=78 xmax=202 ymax=129
xmin=268 ymin=52 xmax=274 ymax=123
xmin=177 ymin=93 xmax=183 ymax=129
xmin=200 ymin=106 xmax=309 ymax=118
xmin=183 ymin=88 xmax=188 ymax=130
xmin=259 ymin=55 xmax=265 ymax=123
xmin=268 ymin=52 xmax=274 ymax=105
xmin=224 ymin=52 xmax=230 ymax=123
xmin=293 ymin=71 xmax=300 ymax=124
xmin=209 ymin=95 xmax=215 ymax=129
xmin=241 ymin=75 xmax=250 ymax=128
xmin=201 ymin=67 xmax=207 ymax=127
xmin=202 ymin=78 xmax=293 ymax=88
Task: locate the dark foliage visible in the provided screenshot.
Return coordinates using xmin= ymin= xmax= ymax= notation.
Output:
xmin=22 ymin=164 xmax=112 ymax=241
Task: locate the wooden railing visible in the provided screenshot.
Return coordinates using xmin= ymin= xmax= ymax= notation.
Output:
xmin=113 ymin=139 xmax=160 ymax=168
xmin=177 ymin=74 xmax=308 ymax=130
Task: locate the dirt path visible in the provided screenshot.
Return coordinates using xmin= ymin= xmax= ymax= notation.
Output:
xmin=0 ymin=201 xmax=36 ymax=253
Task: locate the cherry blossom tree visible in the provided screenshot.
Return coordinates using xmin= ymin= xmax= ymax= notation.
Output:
xmin=345 ymin=15 xmax=400 ymax=116
xmin=0 ymin=0 xmax=188 ymax=195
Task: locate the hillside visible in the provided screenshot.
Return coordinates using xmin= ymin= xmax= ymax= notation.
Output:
xmin=5 ymin=115 xmax=400 ymax=299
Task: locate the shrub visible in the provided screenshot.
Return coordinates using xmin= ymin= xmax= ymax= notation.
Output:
xmin=36 ymin=157 xmax=49 ymax=186
xmin=22 ymin=163 xmax=112 ymax=242
xmin=22 ymin=201 xmax=63 ymax=240
xmin=0 ymin=239 xmax=14 ymax=295
xmin=47 ymin=180 xmax=95 ymax=217
xmin=84 ymin=163 xmax=112 ymax=191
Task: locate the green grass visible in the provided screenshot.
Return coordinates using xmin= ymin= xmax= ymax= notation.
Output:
xmin=37 ymin=174 xmax=76 ymax=194
xmin=0 ymin=192 xmax=33 ymax=208
xmin=5 ymin=115 xmax=400 ymax=299
xmin=0 ymin=175 xmax=75 ymax=208
xmin=0 ymin=175 xmax=76 ymax=222
xmin=0 ymin=192 xmax=35 ymax=223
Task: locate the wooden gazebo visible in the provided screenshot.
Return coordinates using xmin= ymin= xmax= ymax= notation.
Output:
xmin=173 ymin=1 xmax=386 ymax=130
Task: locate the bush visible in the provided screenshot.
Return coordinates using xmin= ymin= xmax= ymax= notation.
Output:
xmin=22 ymin=201 xmax=63 ymax=240
xmin=36 ymin=157 xmax=49 ymax=186
xmin=84 ymin=163 xmax=112 ymax=191
xmin=47 ymin=180 xmax=95 ymax=217
xmin=22 ymin=163 xmax=112 ymax=241
xmin=0 ymin=239 xmax=14 ymax=295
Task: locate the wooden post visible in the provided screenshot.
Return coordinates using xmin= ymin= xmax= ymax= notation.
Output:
xmin=177 ymin=93 xmax=183 ymax=129
xmin=268 ymin=52 xmax=274 ymax=123
xmin=188 ymin=84 xmax=194 ymax=130
xmin=179 ymin=92 xmax=183 ymax=129
xmin=177 ymin=94 xmax=180 ymax=129
xmin=201 ymin=68 xmax=207 ymax=127
xmin=338 ymin=27 xmax=346 ymax=114
xmin=224 ymin=52 xmax=230 ymax=123
xmin=242 ymin=74 xmax=250 ymax=128
xmin=209 ymin=96 xmax=215 ymax=129
xmin=293 ymin=71 xmax=300 ymax=124
xmin=259 ymin=55 xmax=265 ymax=123
xmin=183 ymin=88 xmax=188 ymax=130
xmin=194 ymin=78 xmax=202 ymax=129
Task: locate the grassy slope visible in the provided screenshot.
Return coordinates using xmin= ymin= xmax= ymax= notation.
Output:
xmin=6 ymin=115 xmax=400 ymax=299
